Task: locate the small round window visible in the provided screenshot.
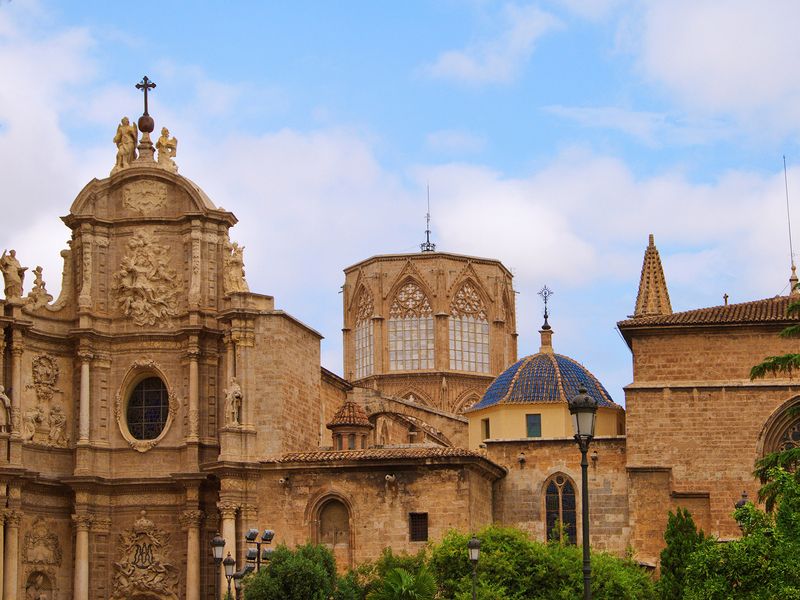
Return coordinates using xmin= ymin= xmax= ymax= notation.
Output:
xmin=126 ymin=377 xmax=169 ymax=440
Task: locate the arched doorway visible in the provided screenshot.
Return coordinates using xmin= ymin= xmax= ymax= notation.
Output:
xmin=318 ymin=498 xmax=352 ymax=568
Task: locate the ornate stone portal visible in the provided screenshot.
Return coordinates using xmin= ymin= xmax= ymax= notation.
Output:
xmin=111 ymin=511 xmax=179 ymax=600
xmin=112 ymin=231 xmax=180 ymax=327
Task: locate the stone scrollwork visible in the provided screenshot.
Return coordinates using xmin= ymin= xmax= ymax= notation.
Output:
xmin=112 ymin=231 xmax=180 ymax=327
xmin=111 ymin=510 xmax=179 ymax=600
xmin=123 ymin=180 xmax=168 ymax=214
xmin=23 ymin=516 xmax=62 ymax=565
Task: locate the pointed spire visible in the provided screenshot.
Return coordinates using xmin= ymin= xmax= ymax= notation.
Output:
xmin=634 ymin=234 xmax=672 ymax=317
xmin=420 ymin=184 xmax=436 ymax=252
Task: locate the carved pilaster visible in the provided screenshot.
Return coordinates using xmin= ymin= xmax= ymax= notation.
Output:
xmin=77 ymin=350 xmax=93 ymax=444
xmin=187 ymin=345 xmax=200 ymax=441
xmin=189 ymin=223 xmax=202 ymax=306
xmin=78 ymin=227 xmax=93 ymax=309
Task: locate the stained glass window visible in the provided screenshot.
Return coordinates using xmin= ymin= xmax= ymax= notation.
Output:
xmin=449 ymin=282 xmax=489 ymax=373
xmin=126 ymin=377 xmax=169 ymax=440
xmin=354 ymin=288 xmax=374 ymax=379
xmin=545 ymin=474 xmax=576 ymax=544
xmin=388 ymin=282 xmax=434 ymax=370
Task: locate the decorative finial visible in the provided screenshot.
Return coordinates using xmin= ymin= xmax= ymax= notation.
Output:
xmin=791 ymin=264 xmax=799 ymax=296
xmin=538 ymin=285 xmax=553 ymax=330
xmin=723 ymin=293 xmax=729 ymax=306
xmin=134 ymin=76 xmax=157 ymax=162
xmin=420 ymin=184 xmax=436 ymax=252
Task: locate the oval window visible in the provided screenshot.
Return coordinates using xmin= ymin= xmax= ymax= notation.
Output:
xmin=126 ymin=377 xmax=169 ymax=440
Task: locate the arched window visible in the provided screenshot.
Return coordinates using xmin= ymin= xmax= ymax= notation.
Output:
xmin=388 ymin=281 xmax=434 ymax=370
xmin=449 ymin=282 xmax=489 ymax=373
xmin=126 ymin=377 xmax=169 ymax=440
xmin=354 ymin=287 xmax=374 ymax=379
xmin=545 ymin=474 xmax=577 ymax=545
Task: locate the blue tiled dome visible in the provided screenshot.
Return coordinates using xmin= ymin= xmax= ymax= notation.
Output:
xmin=471 ymin=352 xmax=617 ymax=411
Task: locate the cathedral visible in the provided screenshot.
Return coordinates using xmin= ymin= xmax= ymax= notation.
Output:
xmin=1 ymin=98 xmax=799 ymax=599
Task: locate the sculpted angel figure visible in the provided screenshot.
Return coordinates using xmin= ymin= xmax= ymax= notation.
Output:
xmin=223 ymin=241 xmax=249 ymax=295
xmin=22 ymin=405 xmax=43 ymax=442
xmin=224 ymin=378 xmax=243 ymax=426
xmin=26 ymin=266 xmax=53 ymax=309
xmin=156 ymin=127 xmax=178 ymax=172
xmin=0 ymin=249 xmax=27 ymax=299
xmin=113 ymin=117 xmax=138 ymax=172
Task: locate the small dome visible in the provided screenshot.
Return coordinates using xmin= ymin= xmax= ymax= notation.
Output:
xmin=472 ymin=352 xmax=617 ymax=411
xmin=327 ymin=401 xmax=373 ymax=430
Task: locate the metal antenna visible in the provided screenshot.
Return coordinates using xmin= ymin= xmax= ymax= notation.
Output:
xmin=538 ymin=285 xmax=553 ymax=330
xmin=420 ymin=183 xmax=436 ymax=252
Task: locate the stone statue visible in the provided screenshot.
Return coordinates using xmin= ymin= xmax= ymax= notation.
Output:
xmin=224 ymin=378 xmax=243 ymax=426
xmin=22 ymin=405 xmax=43 ymax=442
xmin=48 ymin=404 xmax=68 ymax=447
xmin=26 ymin=266 xmax=53 ymax=309
xmin=156 ymin=127 xmax=178 ymax=172
xmin=112 ymin=117 xmax=138 ymax=174
xmin=223 ymin=241 xmax=249 ymax=295
xmin=0 ymin=386 xmax=10 ymax=433
xmin=0 ymin=249 xmax=27 ymax=299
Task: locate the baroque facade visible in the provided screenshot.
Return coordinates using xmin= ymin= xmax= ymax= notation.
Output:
xmin=2 ymin=102 xmax=799 ymax=599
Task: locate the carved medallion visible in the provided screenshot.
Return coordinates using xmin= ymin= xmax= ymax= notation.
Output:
xmin=111 ymin=511 xmax=179 ymax=600
xmin=123 ymin=181 xmax=168 ymax=214
xmin=23 ymin=517 xmax=62 ymax=565
xmin=112 ymin=231 xmax=180 ymax=327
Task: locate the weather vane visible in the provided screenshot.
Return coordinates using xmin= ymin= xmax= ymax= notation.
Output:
xmin=420 ymin=184 xmax=436 ymax=252
xmin=538 ymin=285 xmax=553 ymax=330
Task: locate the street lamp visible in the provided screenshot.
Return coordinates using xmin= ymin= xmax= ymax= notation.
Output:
xmin=467 ymin=535 xmax=481 ymax=600
xmin=223 ymin=552 xmax=236 ymax=599
xmin=232 ymin=569 xmax=245 ymax=600
xmin=568 ymin=385 xmax=597 ymax=600
xmin=245 ymin=528 xmax=275 ymax=571
xmin=210 ymin=532 xmax=226 ymax=600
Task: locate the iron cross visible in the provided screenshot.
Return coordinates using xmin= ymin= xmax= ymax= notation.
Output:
xmin=135 ymin=76 xmax=156 ymax=116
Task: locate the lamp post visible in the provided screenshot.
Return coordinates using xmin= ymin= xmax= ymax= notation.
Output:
xmin=210 ymin=532 xmax=226 ymax=600
xmin=233 ymin=570 xmax=244 ymax=600
xmin=223 ymin=552 xmax=236 ymax=599
xmin=568 ymin=385 xmax=598 ymax=600
xmin=245 ymin=528 xmax=275 ymax=571
xmin=468 ymin=535 xmax=481 ymax=600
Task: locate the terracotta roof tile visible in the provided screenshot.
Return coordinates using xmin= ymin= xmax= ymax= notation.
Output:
xmin=618 ymin=295 xmax=797 ymax=328
xmin=276 ymin=446 xmax=483 ymax=463
xmin=326 ymin=401 xmax=373 ymax=429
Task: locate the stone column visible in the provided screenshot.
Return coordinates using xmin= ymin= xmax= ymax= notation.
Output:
xmin=0 ymin=511 xmax=6 ymax=599
xmin=9 ymin=331 xmax=22 ymax=437
xmin=181 ymin=510 xmax=204 ymax=600
xmin=187 ymin=345 xmax=200 ymax=442
xmin=217 ymin=502 xmax=238 ymax=594
xmin=3 ymin=510 xmax=20 ymax=600
xmin=77 ymin=350 xmax=93 ymax=444
xmin=72 ymin=513 xmax=93 ymax=600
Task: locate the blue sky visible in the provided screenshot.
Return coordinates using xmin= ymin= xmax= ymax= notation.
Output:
xmin=3 ymin=0 xmax=800 ymax=405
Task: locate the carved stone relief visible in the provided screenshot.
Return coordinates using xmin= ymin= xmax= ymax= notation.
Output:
xmin=25 ymin=267 xmax=53 ymax=310
xmin=29 ymin=355 xmax=60 ymax=403
xmin=223 ymin=377 xmax=243 ymax=427
xmin=111 ymin=511 xmax=179 ymax=600
xmin=23 ymin=517 xmax=62 ymax=565
xmin=112 ymin=231 xmax=180 ymax=327
xmin=123 ymin=180 xmax=168 ymax=214
xmin=24 ymin=570 xmax=55 ymax=600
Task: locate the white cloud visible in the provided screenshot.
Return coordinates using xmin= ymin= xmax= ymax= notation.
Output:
xmin=422 ymin=4 xmax=562 ymax=84
xmin=426 ymin=129 xmax=486 ymax=153
xmin=630 ymin=0 xmax=800 ymax=133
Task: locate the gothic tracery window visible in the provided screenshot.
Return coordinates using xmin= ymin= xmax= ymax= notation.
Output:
xmin=449 ymin=282 xmax=489 ymax=373
xmin=778 ymin=419 xmax=800 ymax=451
xmin=388 ymin=281 xmax=434 ymax=370
xmin=545 ymin=474 xmax=577 ymax=545
xmin=354 ymin=287 xmax=374 ymax=379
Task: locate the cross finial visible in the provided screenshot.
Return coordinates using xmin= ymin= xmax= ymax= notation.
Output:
xmin=135 ymin=76 xmax=157 ymax=116
xmin=538 ymin=285 xmax=553 ymax=330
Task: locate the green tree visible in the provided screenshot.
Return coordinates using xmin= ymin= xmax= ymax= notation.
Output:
xmin=243 ymin=543 xmax=336 ymax=600
xmin=750 ymin=290 xmax=800 ymax=379
xmin=657 ymin=508 xmax=707 ymax=600
xmin=366 ymin=567 xmax=436 ymax=600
